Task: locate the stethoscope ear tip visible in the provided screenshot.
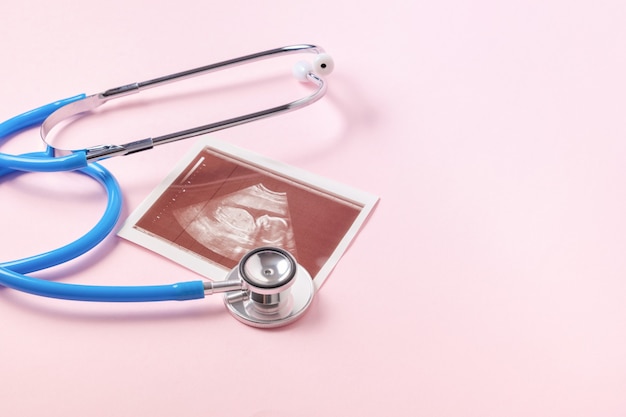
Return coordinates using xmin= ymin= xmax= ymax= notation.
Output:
xmin=292 ymin=53 xmax=335 ymax=82
xmin=313 ymin=53 xmax=335 ymax=76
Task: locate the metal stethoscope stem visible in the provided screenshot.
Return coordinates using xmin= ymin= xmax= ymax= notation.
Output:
xmin=41 ymin=44 xmax=333 ymax=161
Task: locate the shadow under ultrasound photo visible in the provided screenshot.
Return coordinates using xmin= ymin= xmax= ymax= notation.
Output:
xmin=128 ymin=143 xmax=367 ymax=280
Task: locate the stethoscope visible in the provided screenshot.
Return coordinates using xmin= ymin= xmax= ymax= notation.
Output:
xmin=0 ymin=44 xmax=334 ymax=328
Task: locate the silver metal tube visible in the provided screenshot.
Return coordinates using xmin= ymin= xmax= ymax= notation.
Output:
xmin=149 ymin=72 xmax=325 ymax=149
xmin=102 ymin=44 xmax=324 ymax=97
xmin=40 ymin=44 xmax=329 ymax=160
xmin=203 ymin=279 xmax=243 ymax=295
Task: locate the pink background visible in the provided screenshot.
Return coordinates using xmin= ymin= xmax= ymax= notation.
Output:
xmin=1 ymin=1 xmax=626 ymax=416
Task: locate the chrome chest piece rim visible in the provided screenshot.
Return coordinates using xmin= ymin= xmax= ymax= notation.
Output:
xmin=224 ymin=247 xmax=315 ymax=328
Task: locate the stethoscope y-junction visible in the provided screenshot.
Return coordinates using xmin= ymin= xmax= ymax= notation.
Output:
xmin=0 ymin=44 xmax=334 ymax=328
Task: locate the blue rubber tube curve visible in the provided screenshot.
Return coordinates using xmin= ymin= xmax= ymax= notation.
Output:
xmin=0 ymin=96 xmax=206 ymax=302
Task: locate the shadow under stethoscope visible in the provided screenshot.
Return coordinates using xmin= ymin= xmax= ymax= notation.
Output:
xmin=283 ymin=71 xmax=382 ymax=166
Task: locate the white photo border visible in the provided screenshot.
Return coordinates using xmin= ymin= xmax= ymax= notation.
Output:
xmin=118 ymin=138 xmax=379 ymax=290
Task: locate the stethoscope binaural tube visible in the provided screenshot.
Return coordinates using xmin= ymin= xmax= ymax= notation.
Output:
xmin=41 ymin=44 xmax=334 ymax=163
xmin=0 ymin=95 xmax=89 ymax=173
xmin=0 ymin=45 xmax=333 ymax=173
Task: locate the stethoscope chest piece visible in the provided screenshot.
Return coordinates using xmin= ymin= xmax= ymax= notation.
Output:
xmin=224 ymin=247 xmax=315 ymax=328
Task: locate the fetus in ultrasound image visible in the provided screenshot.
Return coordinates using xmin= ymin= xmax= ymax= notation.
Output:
xmin=133 ymin=146 xmax=364 ymax=276
xmin=172 ymin=183 xmax=297 ymax=262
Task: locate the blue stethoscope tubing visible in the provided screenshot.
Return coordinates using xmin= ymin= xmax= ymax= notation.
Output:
xmin=0 ymin=96 xmax=206 ymax=302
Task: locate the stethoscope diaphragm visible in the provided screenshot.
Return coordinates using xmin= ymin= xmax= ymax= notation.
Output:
xmin=223 ymin=247 xmax=315 ymax=328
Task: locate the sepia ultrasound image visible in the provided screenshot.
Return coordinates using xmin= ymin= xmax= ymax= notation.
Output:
xmin=133 ymin=146 xmax=364 ymax=277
